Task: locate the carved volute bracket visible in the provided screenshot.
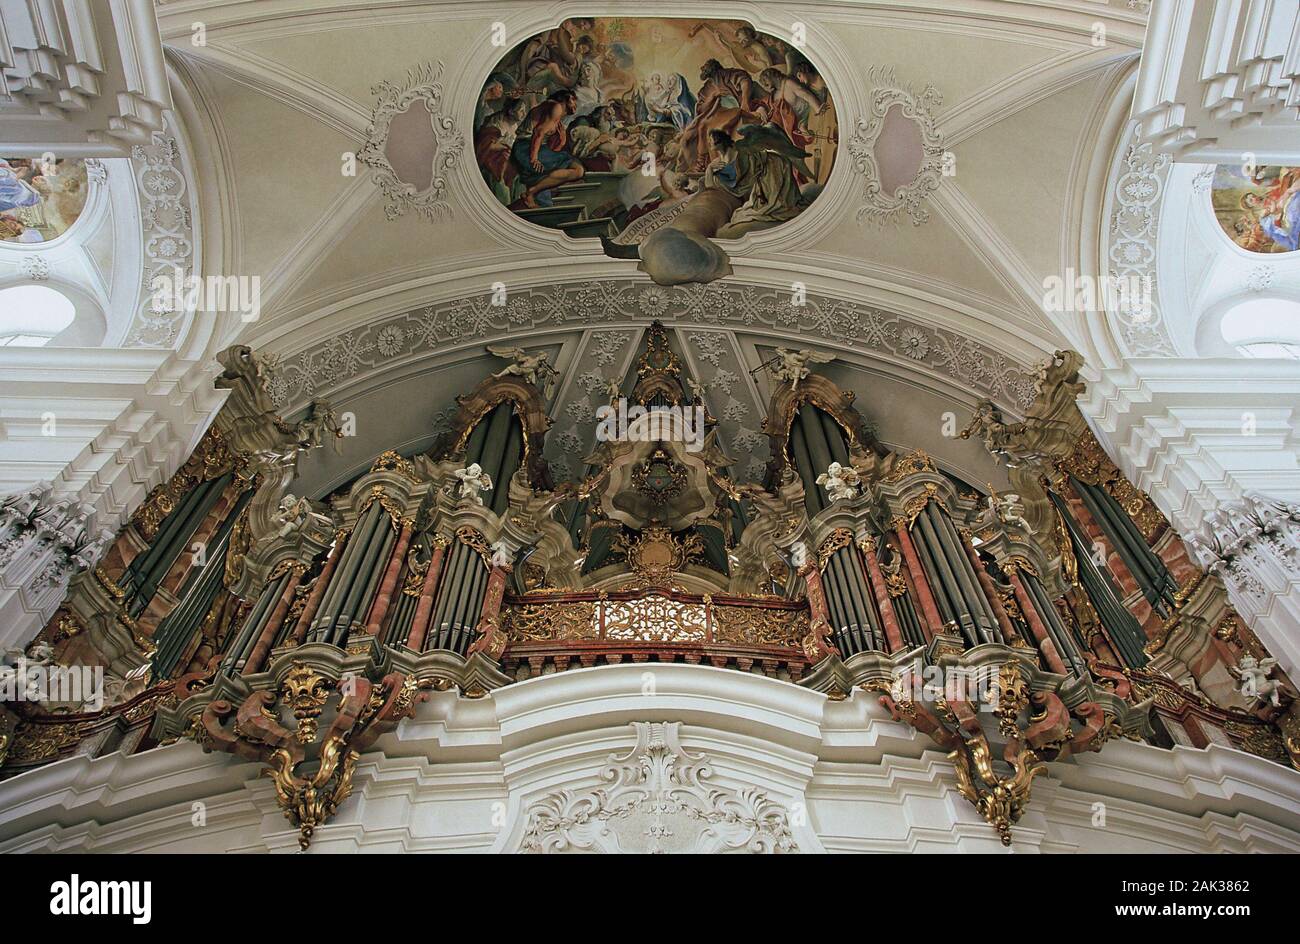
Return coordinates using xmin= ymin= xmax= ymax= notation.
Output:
xmin=857 ymin=646 xmax=1152 ymax=845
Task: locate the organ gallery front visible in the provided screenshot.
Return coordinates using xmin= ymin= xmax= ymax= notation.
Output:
xmin=2 ymin=325 xmax=1297 ymax=853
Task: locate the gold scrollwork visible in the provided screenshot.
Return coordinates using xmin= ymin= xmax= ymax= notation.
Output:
xmin=370 ymin=450 xmax=419 ymax=481
xmin=361 ymin=485 xmax=409 ymax=531
xmin=1057 ymin=430 xmax=1165 ymax=542
xmin=604 ymin=594 xmax=708 ymax=643
xmin=712 ymin=605 xmax=808 ymax=647
xmin=281 ymin=663 xmax=331 ymax=744
xmin=456 ymin=526 xmax=493 ymax=568
xmin=880 ymin=449 xmax=937 ymax=484
xmin=502 ymin=601 xmax=597 ymax=642
xmin=817 ymin=529 xmax=853 ymax=571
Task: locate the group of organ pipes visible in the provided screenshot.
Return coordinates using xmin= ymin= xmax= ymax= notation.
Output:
xmin=1 ymin=332 xmax=1297 ymax=846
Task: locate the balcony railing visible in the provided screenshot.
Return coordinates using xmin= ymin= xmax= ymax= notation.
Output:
xmin=499 ymin=588 xmax=814 ymax=678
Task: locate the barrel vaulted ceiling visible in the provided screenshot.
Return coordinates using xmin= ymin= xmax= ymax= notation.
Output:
xmin=149 ymin=0 xmax=1151 ymax=492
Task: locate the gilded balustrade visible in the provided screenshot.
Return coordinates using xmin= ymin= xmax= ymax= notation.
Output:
xmin=497 ymin=588 xmax=812 ymax=675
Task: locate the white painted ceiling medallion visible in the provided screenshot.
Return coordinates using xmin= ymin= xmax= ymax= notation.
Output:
xmin=358 ymin=62 xmax=465 ymax=222
xmin=849 ymin=67 xmax=945 ymax=227
xmin=520 ymin=722 xmax=798 ymax=854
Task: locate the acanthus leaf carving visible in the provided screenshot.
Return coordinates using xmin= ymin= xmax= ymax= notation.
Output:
xmin=520 ymin=721 xmax=798 ymax=854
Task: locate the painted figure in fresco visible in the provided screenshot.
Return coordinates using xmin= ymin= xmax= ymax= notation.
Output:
xmin=1257 ymin=185 xmax=1300 ymax=252
xmin=0 ymin=158 xmax=46 ymax=243
xmin=473 ymin=18 xmax=838 ymax=282
xmin=476 ymin=98 xmax=530 ymax=199
xmin=679 ymin=59 xmax=756 ymax=172
xmin=689 ymin=23 xmax=787 ymax=73
xmin=517 ymin=17 xmax=595 ymax=90
xmin=0 ymin=158 xmax=42 ymax=214
xmin=1214 ymin=164 xmax=1300 ymax=254
xmin=641 ymin=72 xmax=697 ymax=129
xmin=511 ymin=89 xmax=583 ymax=208
xmin=755 ymin=68 xmax=825 ymax=182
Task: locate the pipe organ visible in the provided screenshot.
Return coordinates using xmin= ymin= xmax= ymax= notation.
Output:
xmin=2 ymin=329 xmax=1297 ymax=849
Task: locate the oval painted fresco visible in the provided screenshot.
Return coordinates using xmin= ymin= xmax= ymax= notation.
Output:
xmin=0 ymin=157 xmax=90 ymax=244
xmin=1211 ymin=164 xmax=1300 ymax=253
xmin=474 ymin=17 xmax=837 ymax=242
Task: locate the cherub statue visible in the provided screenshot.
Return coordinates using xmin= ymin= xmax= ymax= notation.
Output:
xmin=487 ymin=345 xmax=559 ymax=398
xmin=960 ymin=400 xmax=1018 ymax=462
xmin=274 ymin=493 xmax=313 ymax=538
xmin=1033 ymin=350 xmax=1085 ymax=403
xmin=294 ymin=399 xmax=343 ymax=454
xmin=686 ymin=377 xmax=708 ymax=402
xmin=771 ymin=348 xmax=833 ymax=392
xmin=98 ymin=663 xmax=152 ymax=709
xmin=26 ymin=641 xmax=53 ymax=665
xmin=1230 ymin=654 xmax=1283 ymax=708
xmin=1 ymin=643 xmax=53 ymax=703
xmin=454 ymin=463 xmax=493 ymax=505
xmin=790 ymin=541 xmax=809 ymax=570
xmin=815 ymin=461 xmax=861 ymax=503
xmin=988 ymin=488 xmax=1032 ymax=533
xmin=490 ymin=540 xmax=514 ymax=568
xmin=604 ymin=377 xmax=622 ymax=407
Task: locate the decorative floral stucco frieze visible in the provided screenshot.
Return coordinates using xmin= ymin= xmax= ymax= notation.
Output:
xmin=267 ymin=280 xmax=1039 ymax=413
xmin=1106 ymin=126 xmax=1175 ymax=356
xmin=126 ymin=119 xmax=195 ymax=347
xmin=519 ymin=721 xmax=798 ymax=854
xmin=848 ymin=68 xmax=946 ymax=227
xmin=358 ymin=62 xmax=465 ymax=222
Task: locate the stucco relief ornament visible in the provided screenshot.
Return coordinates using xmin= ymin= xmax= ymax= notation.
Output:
xmin=848 ymin=67 xmax=946 ymax=226
xmin=271 ymin=281 xmax=1039 ymax=416
xmin=127 ymin=121 xmax=196 ymax=347
xmin=1106 ymin=125 xmax=1175 ymax=356
xmin=358 ymin=61 xmax=465 ymax=222
xmin=20 ymin=256 xmax=49 ymax=281
xmin=520 ymin=722 xmax=798 ymax=854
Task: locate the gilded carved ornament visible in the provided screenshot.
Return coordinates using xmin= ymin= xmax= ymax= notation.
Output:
xmin=189 ymin=663 xmax=433 ymax=849
xmin=816 ymin=529 xmax=854 ymax=571
xmin=456 ymin=526 xmax=493 ymax=569
xmin=360 ymin=485 xmax=413 ymax=531
xmin=871 ymin=659 xmax=1133 ymax=845
xmin=1055 ymin=430 xmax=1165 ymax=544
xmin=369 ymin=450 xmax=419 ymax=482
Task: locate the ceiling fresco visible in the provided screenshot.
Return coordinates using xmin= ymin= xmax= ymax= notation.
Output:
xmin=474 ymin=17 xmax=837 ymax=285
xmin=1211 ymin=163 xmax=1300 ymax=253
xmin=0 ymin=157 xmax=89 ymax=244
